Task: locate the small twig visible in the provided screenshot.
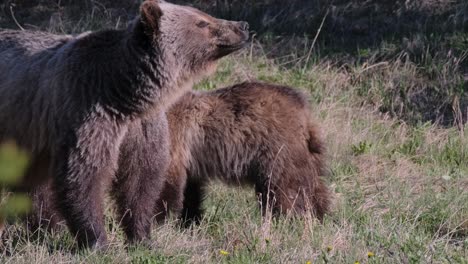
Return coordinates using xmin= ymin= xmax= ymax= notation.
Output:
xmin=115 ymin=16 xmax=121 ymax=29
xmin=249 ymin=33 xmax=257 ymax=62
xmin=452 ymin=95 xmax=464 ymax=137
xmin=358 ymin=61 xmax=389 ymax=75
xmin=302 ymin=8 xmax=329 ymax=73
xmin=263 ymin=144 xmax=285 ymax=217
xmin=9 ymin=4 xmax=25 ymax=31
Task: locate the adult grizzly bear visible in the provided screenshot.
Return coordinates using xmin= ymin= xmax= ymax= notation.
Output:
xmin=0 ymin=0 xmax=249 ymax=248
xmin=155 ymin=82 xmax=331 ymax=225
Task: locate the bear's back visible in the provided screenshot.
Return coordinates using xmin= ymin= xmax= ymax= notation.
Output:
xmin=0 ymin=30 xmax=72 ymax=65
xmin=168 ymin=82 xmax=314 ymax=183
xmin=205 ymin=82 xmax=312 ymax=138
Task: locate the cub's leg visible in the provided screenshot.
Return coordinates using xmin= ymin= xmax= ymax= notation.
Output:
xmin=53 ymin=117 xmax=126 ymax=249
xmin=180 ymin=177 xmax=205 ymax=227
xmin=113 ymin=112 xmax=169 ymax=244
xmin=308 ymin=177 xmax=330 ymax=221
xmin=255 ymin=179 xmax=279 ymax=216
xmin=155 ymin=172 xmax=205 ymax=227
xmin=154 ymin=167 xmax=187 ymax=224
xmin=255 ymin=165 xmax=304 ymax=217
xmin=257 ymin=158 xmax=330 ymax=220
xmin=250 ymin=160 xmax=283 ymax=216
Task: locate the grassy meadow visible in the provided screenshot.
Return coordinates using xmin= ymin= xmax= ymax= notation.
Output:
xmin=0 ymin=0 xmax=467 ymax=263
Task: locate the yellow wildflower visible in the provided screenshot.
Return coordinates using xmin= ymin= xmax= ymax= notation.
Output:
xmin=219 ymin=250 xmax=229 ymax=256
xmin=354 ymin=262 xmax=360 ymax=264
xmin=326 ymin=245 xmax=333 ymax=252
xmin=367 ymin=251 xmax=375 ymax=257
xmin=306 ymin=261 xmax=312 ymax=264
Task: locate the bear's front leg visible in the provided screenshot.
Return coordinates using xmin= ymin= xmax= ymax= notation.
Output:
xmin=113 ymin=111 xmax=169 ymax=245
xmin=53 ymin=115 xmax=127 ymax=249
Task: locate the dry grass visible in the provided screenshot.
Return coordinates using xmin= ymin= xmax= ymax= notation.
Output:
xmin=0 ymin=1 xmax=467 ymax=263
xmin=0 ymin=50 xmax=466 ymax=263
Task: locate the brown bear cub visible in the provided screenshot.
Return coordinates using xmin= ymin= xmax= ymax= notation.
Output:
xmin=0 ymin=0 xmax=249 ymax=248
xmin=156 ymin=82 xmax=331 ymax=225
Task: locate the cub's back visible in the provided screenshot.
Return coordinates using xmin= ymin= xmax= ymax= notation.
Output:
xmin=210 ymin=81 xmax=310 ymax=115
xmin=167 ymin=82 xmax=312 ymax=140
xmin=205 ymin=82 xmax=312 ymax=135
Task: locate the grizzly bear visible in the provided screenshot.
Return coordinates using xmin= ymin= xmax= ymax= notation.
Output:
xmin=28 ymin=82 xmax=330 ymax=233
xmin=155 ymin=82 xmax=331 ymax=225
xmin=0 ymin=0 xmax=249 ymax=248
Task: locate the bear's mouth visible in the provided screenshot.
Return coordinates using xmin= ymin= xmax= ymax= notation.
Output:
xmin=214 ymin=41 xmax=249 ymax=58
xmin=217 ymin=42 xmax=248 ymax=51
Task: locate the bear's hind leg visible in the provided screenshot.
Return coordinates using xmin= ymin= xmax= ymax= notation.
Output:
xmin=13 ymin=153 xmax=62 ymax=232
xmin=29 ymin=178 xmax=63 ymax=233
xmin=309 ymin=178 xmax=331 ymax=221
xmin=13 ymin=154 xmax=63 ymax=241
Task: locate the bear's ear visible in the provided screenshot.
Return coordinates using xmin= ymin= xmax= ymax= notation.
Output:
xmin=140 ymin=0 xmax=163 ymax=34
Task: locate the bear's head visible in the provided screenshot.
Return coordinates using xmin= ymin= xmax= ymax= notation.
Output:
xmin=135 ymin=0 xmax=249 ymax=87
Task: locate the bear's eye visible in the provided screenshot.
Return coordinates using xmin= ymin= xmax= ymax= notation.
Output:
xmin=196 ymin=21 xmax=210 ymax=28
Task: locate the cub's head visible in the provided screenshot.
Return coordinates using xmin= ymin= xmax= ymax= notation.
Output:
xmin=135 ymin=0 xmax=249 ymax=83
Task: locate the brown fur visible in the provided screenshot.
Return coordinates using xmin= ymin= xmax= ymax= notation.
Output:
xmin=1 ymin=0 xmax=249 ymax=249
xmin=28 ymin=82 xmax=330 ymax=234
xmin=111 ymin=111 xmax=170 ymax=243
xmin=156 ymin=82 xmax=331 ymax=224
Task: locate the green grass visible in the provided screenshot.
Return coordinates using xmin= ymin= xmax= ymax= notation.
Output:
xmin=0 ymin=53 xmax=466 ymax=263
xmin=1 ymin=2 xmax=467 ymax=262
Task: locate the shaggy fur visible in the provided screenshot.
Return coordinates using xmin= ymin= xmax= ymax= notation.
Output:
xmin=0 ymin=0 xmax=249 ymax=248
xmin=28 ymin=82 xmax=330 ymax=233
xmin=155 ymin=82 xmax=331 ymax=225
xmin=111 ymin=111 xmax=170 ymax=243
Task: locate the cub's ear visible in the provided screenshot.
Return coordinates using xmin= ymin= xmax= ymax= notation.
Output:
xmin=140 ymin=0 xmax=163 ymax=34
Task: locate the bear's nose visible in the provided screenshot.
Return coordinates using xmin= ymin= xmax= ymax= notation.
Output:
xmin=239 ymin=21 xmax=249 ymax=31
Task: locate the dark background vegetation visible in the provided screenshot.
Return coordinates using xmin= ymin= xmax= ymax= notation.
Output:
xmin=0 ymin=0 xmax=467 ymax=125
